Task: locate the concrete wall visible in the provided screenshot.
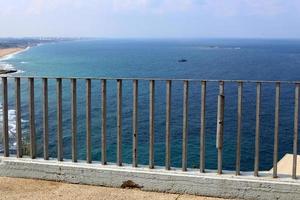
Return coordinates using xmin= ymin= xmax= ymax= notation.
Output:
xmin=1 ymin=156 xmax=300 ymax=200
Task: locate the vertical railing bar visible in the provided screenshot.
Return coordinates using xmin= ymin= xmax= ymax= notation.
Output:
xmin=254 ymin=82 xmax=261 ymax=177
xmin=273 ymin=82 xmax=280 ymax=178
xmin=2 ymin=77 xmax=9 ymax=157
xmin=216 ymin=81 xmax=225 ymax=174
xmin=101 ymin=79 xmax=107 ymax=165
xmin=29 ymin=78 xmax=36 ymax=159
xmin=293 ymin=83 xmax=299 ymax=179
xmin=165 ymin=80 xmax=171 ymax=170
xmin=149 ymin=80 xmax=155 ymax=169
xmin=42 ymin=78 xmax=49 ymax=160
xmin=117 ymin=79 xmax=122 ymax=166
xmin=86 ymin=79 xmax=92 ymax=163
xmin=200 ymin=81 xmax=206 ymax=173
xmin=236 ymin=82 xmax=243 ymax=175
xmin=56 ymin=78 xmax=63 ymax=161
xmin=15 ymin=77 xmax=22 ymax=158
xmin=133 ymin=80 xmax=138 ymax=167
xmin=182 ymin=80 xmax=189 ymax=171
xmin=71 ymin=78 xmax=77 ymax=162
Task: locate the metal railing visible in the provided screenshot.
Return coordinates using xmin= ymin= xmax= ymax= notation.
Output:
xmin=0 ymin=76 xmax=299 ymax=180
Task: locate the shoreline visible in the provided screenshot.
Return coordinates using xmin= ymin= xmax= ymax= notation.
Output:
xmin=0 ymin=47 xmax=28 ymax=74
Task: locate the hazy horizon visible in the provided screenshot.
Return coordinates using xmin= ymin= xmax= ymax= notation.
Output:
xmin=0 ymin=0 xmax=300 ymax=39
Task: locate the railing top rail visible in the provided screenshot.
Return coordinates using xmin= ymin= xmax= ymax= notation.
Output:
xmin=2 ymin=75 xmax=300 ymax=84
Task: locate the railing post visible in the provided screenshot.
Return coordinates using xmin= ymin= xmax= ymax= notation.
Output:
xmin=101 ymin=79 xmax=107 ymax=165
xmin=29 ymin=78 xmax=36 ymax=159
xmin=149 ymin=80 xmax=155 ymax=169
xmin=182 ymin=80 xmax=189 ymax=171
xmin=254 ymin=82 xmax=261 ymax=177
xmin=117 ymin=79 xmax=122 ymax=166
xmin=42 ymin=78 xmax=49 ymax=160
xmin=166 ymin=80 xmax=171 ymax=170
xmin=200 ymin=81 xmax=206 ymax=173
xmin=86 ymin=79 xmax=92 ymax=163
xmin=293 ymin=83 xmax=300 ymax=179
xmin=15 ymin=77 xmax=22 ymax=158
xmin=2 ymin=77 xmax=9 ymax=157
xmin=236 ymin=81 xmax=243 ymax=175
xmin=56 ymin=78 xmax=63 ymax=161
xmin=216 ymin=81 xmax=225 ymax=174
xmin=273 ymin=82 xmax=280 ymax=178
xmin=133 ymin=80 xmax=138 ymax=167
xmin=71 ymin=78 xmax=77 ymax=162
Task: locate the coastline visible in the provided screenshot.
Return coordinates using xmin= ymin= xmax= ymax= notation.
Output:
xmin=0 ymin=47 xmax=27 ymax=74
xmin=0 ymin=47 xmax=25 ymax=59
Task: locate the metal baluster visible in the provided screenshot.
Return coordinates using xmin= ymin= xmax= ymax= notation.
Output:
xmin=101 ymin=79 xmax=107 ymax=165
xmin=293 ymin=83 xmax=299 ymax=179
xmin=133 ymin=80 xmax=138 ymax=167
xmin=117 ymin=79 xmax=122 ymax=166
xmin=149 ymin=80 xmax=155 ymax=169
xmin=182 ymin=81 xmax=189 ymax=171
xmin=15 ymin=77 xmax=22 ymax=158
xmin=42 ymin=78 xmax=49 ymax=160
xmin=56 ymin=78 xmax=63 ymax=161
xmin=29 ymin=78 xmax=36 ymax=159
xmin=166 ymin=80 xmax=171 ymax=170
xmin=200 ymin=81 xmax=206 ymax=173
xmin=2 ymin=77 xmax=9 ymax=157
xmin=254 ymin=82 xmax=261 ymax=177
xmin=236 ymin=82 xmax=243 ymax=175
xmin=71 ymin=79 xmax=77 ymax=162
xmin=86 ymin=79 xmax=92 ymax=163
xmin=216 ymin=81 xmax=225 ymax=174
xmin=273 ymin=82 xmax=280 ymax=178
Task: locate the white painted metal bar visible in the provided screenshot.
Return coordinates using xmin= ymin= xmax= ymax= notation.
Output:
xmin=216 ymin=81 xmax=225 ymax=174
xmin=273 ymin=82 xmax=280 ymax=178
xmin=15 ymin=77 xmax=22 ymax=158
xmin=2 ymin=77 xmax=9 ymax=157
xmin=182 ymin=81 xmax=189 ymax=171
xmin=86 ymin=79 xmax=92 ymax=163
xmin=42 ymin=78 xmax=49 ymax=160
xmin=56 ymin=78 xmax=63 ymax=161
xmin=71 ymin=78 xmax=77 ymax=162
xmin=293 ymin=83 xmax=299 ymax=179
xmin=29 ymin=78 xmax=36 ymax=159
xmin=254 ymin=82 xmax=261 ymax=177
xmin=133 ymin=80 xmax=138 ymax=167
xmin=200 ymin=81 xmax=206 ymax=173
xmin=149 ymin=80 xmax=155 ymax=169
xmin=165 ymin=80 xmax=171 ymax=170
xmin=236 ymin=82 xmax=243 ymax=175
xmin=117 ymin=79 xmax=122 ymax=166
xmin=101 ymin=79 xmax=107 ymax=165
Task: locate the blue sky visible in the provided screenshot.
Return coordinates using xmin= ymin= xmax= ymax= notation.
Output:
xmin=0 ymin=0 xmax=300 ymax=38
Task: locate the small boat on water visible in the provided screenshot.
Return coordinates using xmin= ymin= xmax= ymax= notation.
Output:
xmin=178 ymin=59 xmax=187 ymax=63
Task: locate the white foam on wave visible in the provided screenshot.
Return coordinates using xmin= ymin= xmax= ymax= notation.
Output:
xmin=0 ymin=106 xmax=27 ymax=153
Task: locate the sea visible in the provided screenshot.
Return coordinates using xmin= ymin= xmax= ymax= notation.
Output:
xmin=1 ymin=38 xmax=300 ymax=171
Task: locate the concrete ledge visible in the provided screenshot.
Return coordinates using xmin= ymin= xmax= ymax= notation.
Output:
xmin=0 ymin=157 xmax=300 ymax=200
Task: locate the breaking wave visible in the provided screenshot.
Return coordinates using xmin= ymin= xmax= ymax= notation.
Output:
xmin=0 ymin=106 xmax=28 ymax=153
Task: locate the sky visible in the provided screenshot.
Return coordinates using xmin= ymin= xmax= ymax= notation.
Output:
xmin=0 ymin=0 xmax=300 ymax=38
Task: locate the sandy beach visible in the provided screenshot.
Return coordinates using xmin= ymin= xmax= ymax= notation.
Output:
xmin=0 ymin=47 xmax=25 ymax=59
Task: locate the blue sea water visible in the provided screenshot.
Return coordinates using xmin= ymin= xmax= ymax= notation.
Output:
xmin=2 ymin=38 xmax=300 ymax=171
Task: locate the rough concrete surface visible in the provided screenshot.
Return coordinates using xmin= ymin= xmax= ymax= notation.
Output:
xmin=1 ymin=157 xmax=300 ymax=200
xmin=0 ymin=177 xmax=225 ymax=200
